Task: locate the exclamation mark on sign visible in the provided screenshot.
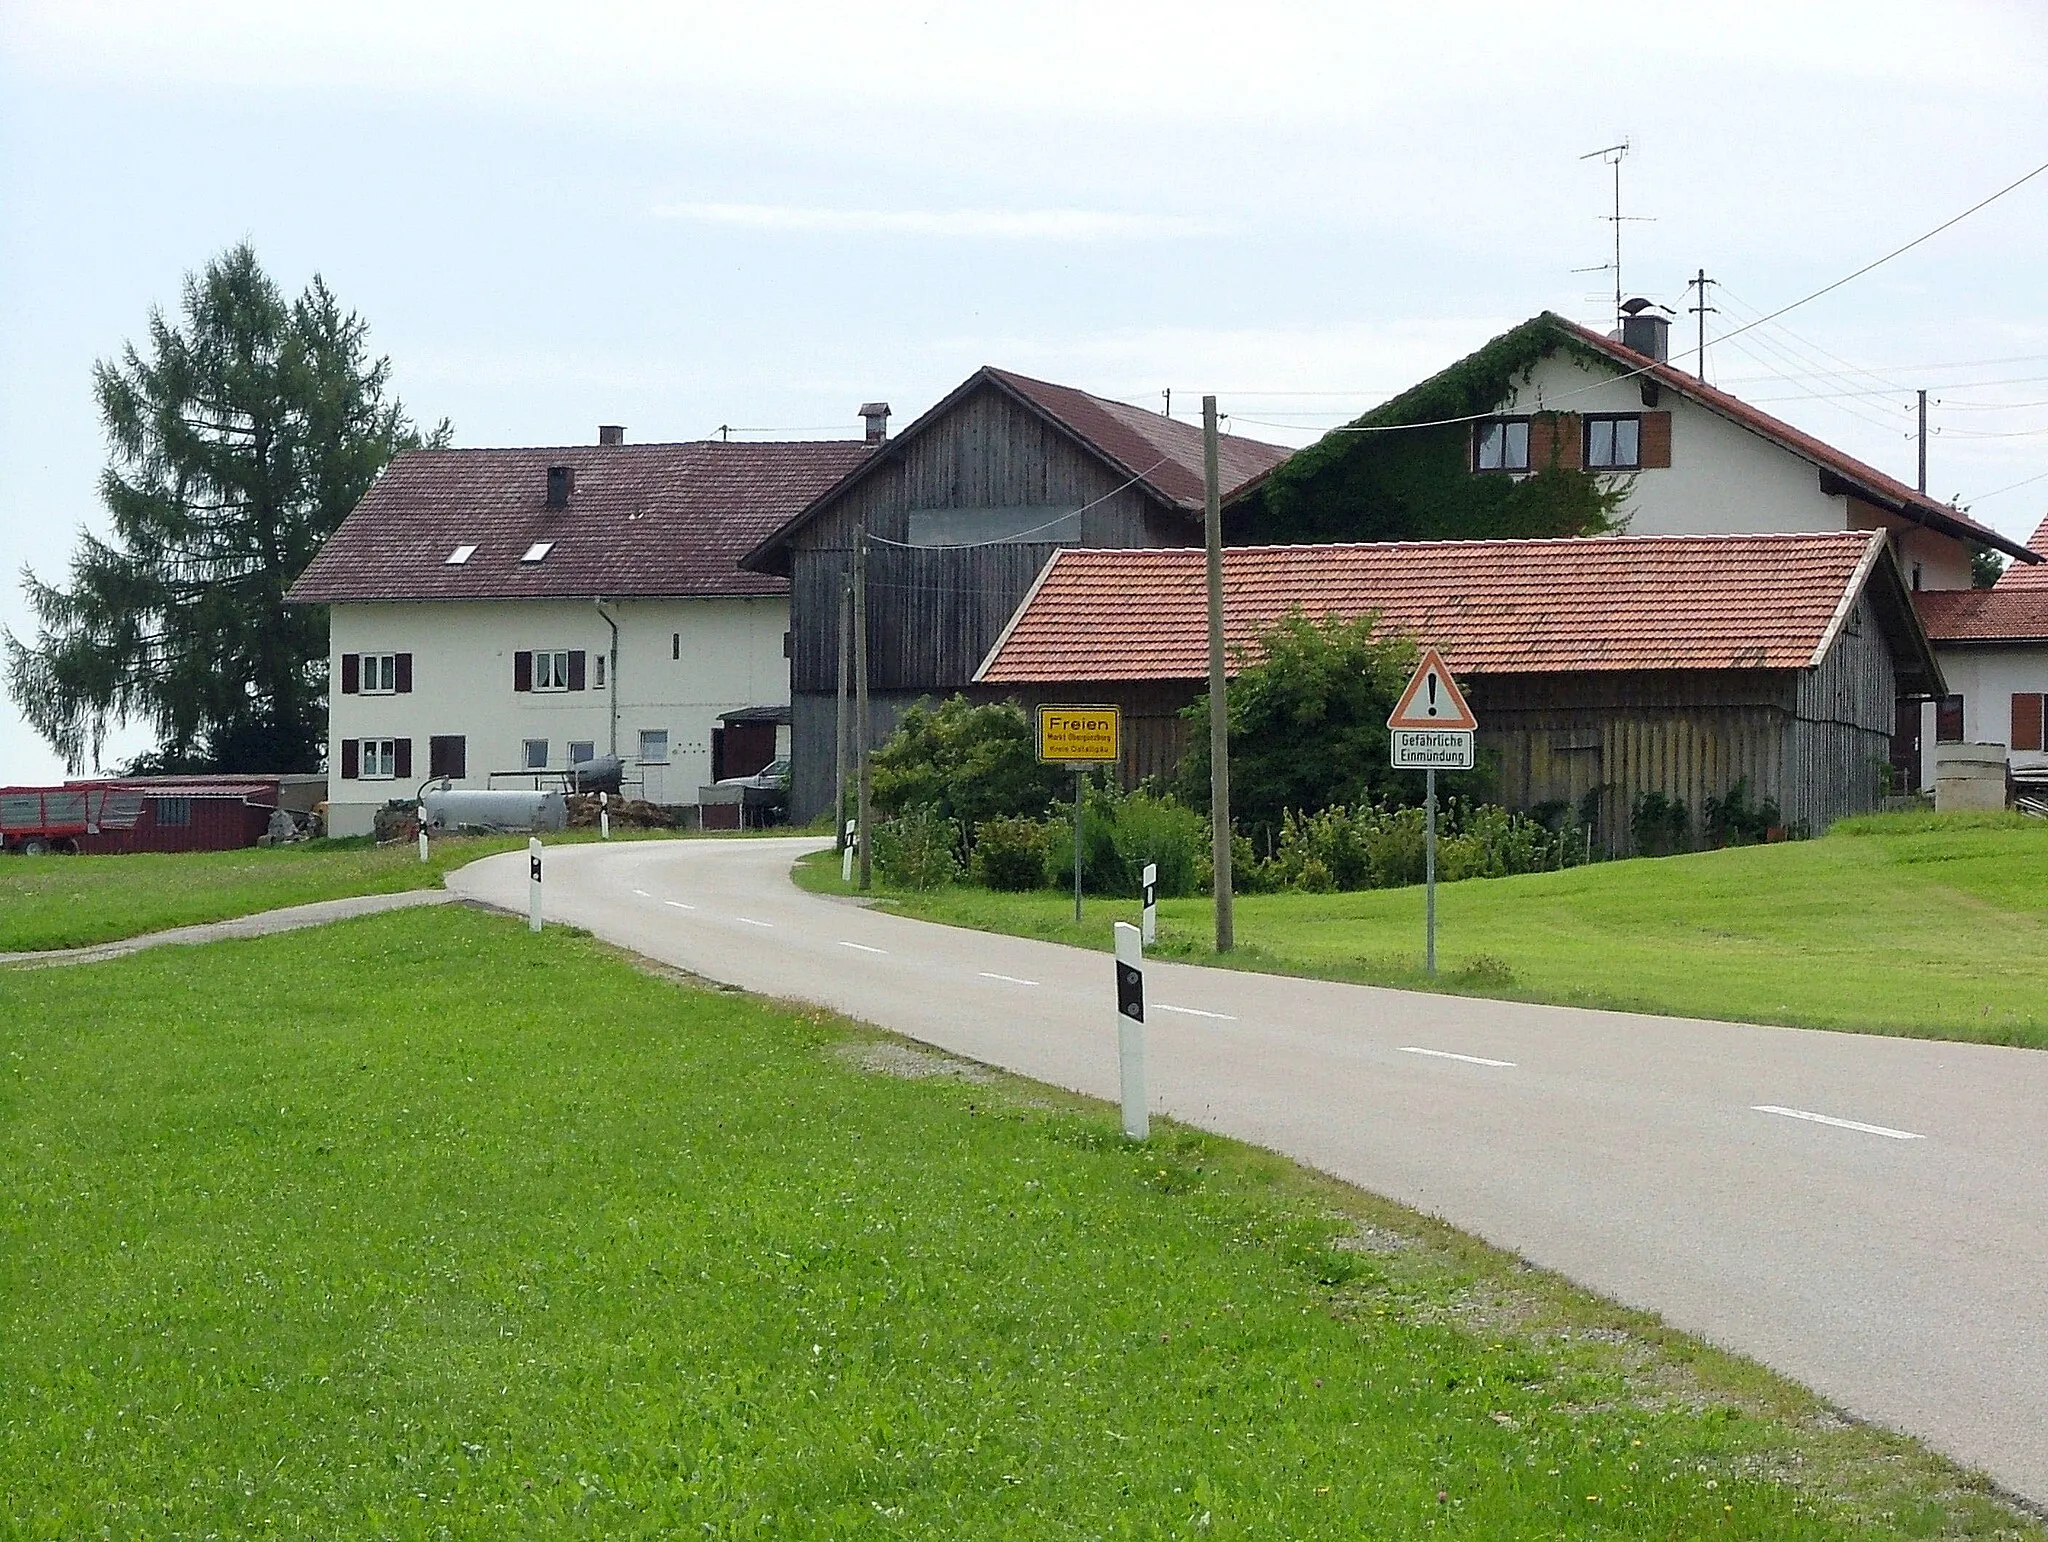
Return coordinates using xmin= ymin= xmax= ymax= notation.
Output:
xmin=1427 ymin=673 xmax=1438 ymax=716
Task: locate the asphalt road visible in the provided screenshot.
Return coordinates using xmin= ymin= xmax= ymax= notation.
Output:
xmin=449 ymin=836 xmax=2048 ymax=1505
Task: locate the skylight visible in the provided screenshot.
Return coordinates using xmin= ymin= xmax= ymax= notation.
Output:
xmin=445 ymin=544 xmax=477 ymax=565
xmin=520 ymin=541 xmax=555 ymax=564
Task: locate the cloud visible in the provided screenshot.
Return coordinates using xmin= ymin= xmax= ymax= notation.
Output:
xmin=648 ymin=202 xmax=1213 ymax=242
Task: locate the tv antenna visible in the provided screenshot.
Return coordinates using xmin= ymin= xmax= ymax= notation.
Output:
xmin=1572 ymin=140 xmax=1653 ymax=331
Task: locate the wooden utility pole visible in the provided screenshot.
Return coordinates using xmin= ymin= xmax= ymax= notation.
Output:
xmin=1203 ymin=395 xmax=1233 ymax=953
xmin=1687 ymin=268 xmax=1716 ymax=380
xmin=1918 ymin=390 xmax=1929 ymax=494
xmin=854 ymin=528 xmax=873 ymax=891
xmin=833 ymin=575 xmax=851 ymax=850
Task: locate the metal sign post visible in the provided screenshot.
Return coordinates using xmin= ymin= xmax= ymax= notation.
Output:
xmin=1389 ymin=648 xmax=1477 ymax=978
xmin=1073 ymin=768 xmax=1085 ymax=924
xmin=1113 ymin=920 xmax=1148 ymax=1140
xmin=1037 ymin=705 xmax=1121 ymax=927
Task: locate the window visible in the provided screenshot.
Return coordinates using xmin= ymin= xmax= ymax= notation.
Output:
xmin=638 ymin=729 xmax=669 ymax=765
xmin=445 ymin=544 xmax=476 ymax=565
xmin=361 ymin=738 xmax=398 ymax=779
xmin=361 ymin=653 xmax=399 ymax=694
xmin=523 ymin=739 xmax=550 ymax=770
xmin=1583 ymin=414 xmax=1642 ymax=470
xmin=520 ymin=541 xmax=554 ymax=564
xmin=155 ymin=796 xmax=191 ymax=828
xmin=593 ymin=655 xmax=606 ymax=687
xmin=429 ymin=735 xmax=466 ymax=779
xmin=568 ymin=740 xmax=596 ymax=765
xmin=1473 ymin=417 xmax=1530 ymax=472
xmin=672 ymin=632 xmax=681 ymax=660
xmin=533 ymin=650 xmax=572 ymax=691
xmin=1936 ymin=695 xmax=1965 ymax=744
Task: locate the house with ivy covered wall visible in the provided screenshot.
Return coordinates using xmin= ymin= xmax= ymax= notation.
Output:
xmin=1230 ymin=308 xmax=2041 ymax=791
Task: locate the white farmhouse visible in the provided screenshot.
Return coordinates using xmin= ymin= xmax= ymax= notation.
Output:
xmin=288 ymin=427 xmax=873 ymax=836
xmin=1915 ymin=516 xmax=2048 ymax=786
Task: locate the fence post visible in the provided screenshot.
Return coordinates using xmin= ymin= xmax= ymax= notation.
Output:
xmin=1114 ymin=921 xmax=1148 ymax=1140
xmin=528 ymin=837 xmax=543 ymax=934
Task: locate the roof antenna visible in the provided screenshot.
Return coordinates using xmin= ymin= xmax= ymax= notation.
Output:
xmin=1574 ymin=140 xmax=1652 ymax=332
xmin=1163 ymin=388 xmax=1172 ymax=419
xmin=718 ymin=424 xmax=731 ymax=443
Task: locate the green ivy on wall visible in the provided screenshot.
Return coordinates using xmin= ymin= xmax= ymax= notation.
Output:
xmin=1231 ymin=312 xmax=1631 ymax=546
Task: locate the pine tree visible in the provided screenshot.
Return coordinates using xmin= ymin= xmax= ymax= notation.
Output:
xmin=5 ymin=243 xmax=446 ymax=773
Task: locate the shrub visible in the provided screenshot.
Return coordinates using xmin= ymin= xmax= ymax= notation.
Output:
xmin=1630 ymin=791 xmax=1691 ymax=857
xmin=1105 ymin=790 xmax=1209 ymax=898
xmin=1702 ymin=777 xmax=1781 ymax=847
xmin=1439 ymin=802 xmax=1554 ymax=880
xmin=968 ymin=816 xmax=1046 ymax=891
xmin=872 ymin=808 xmax=961 ymax=890
xmin=871 ymin=695 xmax=1068 ymax=830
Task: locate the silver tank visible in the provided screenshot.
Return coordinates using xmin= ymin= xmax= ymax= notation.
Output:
xmin=422 ymin=786 xmax=568 ymax=833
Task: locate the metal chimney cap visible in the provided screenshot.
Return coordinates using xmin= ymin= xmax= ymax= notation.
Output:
xmin=858 ymin=401 xmax=891 ymax=417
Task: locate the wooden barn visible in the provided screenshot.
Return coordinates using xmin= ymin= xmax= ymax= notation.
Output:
xmin=973 ymin=531 xmax=1942 ymax=848
xmin=739 ymin=368 xmax=1290 ymax=820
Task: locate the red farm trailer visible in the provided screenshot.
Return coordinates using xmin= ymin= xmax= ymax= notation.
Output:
xmin=0 ymin=777 xmax=282 ymax=855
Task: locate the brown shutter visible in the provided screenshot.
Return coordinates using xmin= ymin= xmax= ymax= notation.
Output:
xmin=395 ymin=653 xmax=413 ymax=693
xmin=340 ymin=739 xmax=359 ymax=779
xmin=2013 ymin=693 xmax=2043 ymax=752
xmin=430 ymin=735 xmax=467 ymax=778
xmin=1523 ymin=415 xmax=1553 ymax=471
xmin=1528 ymin=413 xmax=1583 ymax=471
xmin=394 ymin=738 xmax=413 ymax=779
xmin=513 ymin=651 xmax=532 ymax=692
xmin=568 ymin=649 xmax=587 ymax=691
xmin=340 ymin=654 xmax=359 ymax=694
xmin=1639 ymin=411 xmax=1672 ymax=469
xmin=1555 ymin=413 xmax=1582 ymax=470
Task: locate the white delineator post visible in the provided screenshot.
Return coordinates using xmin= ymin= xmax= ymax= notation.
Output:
xmin=528 ymin=837 xmax=543 ymax=934
xmin=600 ymin=790 xmax=610 ymax=840
xmin=417 ymin=803 xmax=429 ymax=864
xmin=1113 ymin=921 xmax=1148 ymax=1140
xmin=1141 ymin=861 xmax=1158 ymax=946
xmin=842 ymin=818 xmax=857 ymax=883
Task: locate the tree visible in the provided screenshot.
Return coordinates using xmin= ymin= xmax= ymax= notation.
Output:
xmin=871 ymin=695 xmax=1068 ymax=831
xmin=1972 ymin=546 xmax=2006 ymax=589
xmin=1174 ymin=611 xmax=1485 ymax=844
xmin=4 ymin=243 xmax=445 ymax=773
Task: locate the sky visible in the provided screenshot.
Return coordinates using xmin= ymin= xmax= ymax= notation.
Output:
xmin=3 ymin=0 xmax=2047 ymax=783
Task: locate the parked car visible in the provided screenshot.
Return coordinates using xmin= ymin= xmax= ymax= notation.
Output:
xmin=716 ymin=757 xmax=789 ymax=790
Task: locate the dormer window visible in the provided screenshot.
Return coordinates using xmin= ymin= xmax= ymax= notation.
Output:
xmin=521 ymin=541 xmax=554 ymax=564
xmin=445 ymin=544 xmax=477 ymax=565
xmin=1473 ymin=417 xmax=1530 ymax=473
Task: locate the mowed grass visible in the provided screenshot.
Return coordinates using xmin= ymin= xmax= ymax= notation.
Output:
xmin=800 ymin=813 xmax=2048 ymax=1047
xmin=2 ymin=908 xmax=2031 ymax=1537
xmin=0 ymin=830 xmax=676 ymax=954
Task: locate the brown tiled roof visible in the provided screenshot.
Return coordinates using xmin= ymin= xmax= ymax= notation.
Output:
xmin=1915 ymin=586 xmax=2048 ymax=643
xmin=977 ymin=531 xmax=1915 ymax=684
xmin=1992 ymin=514 xmax=2048 ymax=589
xmin=287 ymin=440 xmax=873 ymax=604
xmin=739 ymin=367 xmax=1292 ymax=574
xmin=1550 ymin=315 xmax=2037 ymax=564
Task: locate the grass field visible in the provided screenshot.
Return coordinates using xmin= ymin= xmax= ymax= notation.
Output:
xmin=0 ymin=830 xmax=679 ymax=954
xmin=1 ymin=906 xmax=2031 ymax=1537
xmin=799 ymin=813 xmax=2048 ymax=1048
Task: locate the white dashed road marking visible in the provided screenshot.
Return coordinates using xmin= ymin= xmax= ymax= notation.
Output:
xmin=632 ymin=888 xmax=652 ymax=897
xmin=837 ymin=941 xmax=887 ymax=954
xmin=1400 ymin=1046 xmax=1516 ymax=1068
xmin=735 ymin=916 xmax=774 ymax=928
xmin=664 ymin=900 xmax=695 ymax=911
xmin=979 ymin=972 xmax=1039 ymax=986
xmin=1752 ymin=1105 xmax=1924 ymax=1141
xmin=1154 ymin=1004 xmax=1236 ymax=1021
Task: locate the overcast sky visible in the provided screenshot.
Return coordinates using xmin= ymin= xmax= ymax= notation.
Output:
xmin=3 ymin=0 xmax=2047 ymax=783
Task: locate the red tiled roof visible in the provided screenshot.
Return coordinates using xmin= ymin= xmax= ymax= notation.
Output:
xmin=1992 ymin=514 xmax=2048 ymax=589
xmin=287 ymin=440 xmax=873 ymax=604
xmin=977 ymin=532 xmax=1899 ymax=683
xmin=1551 ymin=315 xmax=2037 ymax=564
xmin=1914 ymin=586 xmax=2048 ymax=642
xmin=740 ymin=367 xmax=1291 ymax=573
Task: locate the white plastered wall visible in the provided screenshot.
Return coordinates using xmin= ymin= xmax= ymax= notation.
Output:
xmin=1919 ymin=643 xmax=2048 ymax=788
xmin=324 ymin=596 xmax=790 ymax=836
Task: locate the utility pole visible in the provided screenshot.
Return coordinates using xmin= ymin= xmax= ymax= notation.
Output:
xmin=1917 ymin=389 xmax=1929 ymax=494
xmin=1203 ymin=395 xmax=1233 ymax=953
xmin=854 ymin=527 xmax=873 ymax=891
xmin=834 ymin=574 xmax=851 ymax=851
xmin=1686 ymin=268 xmax=1717 ymax=380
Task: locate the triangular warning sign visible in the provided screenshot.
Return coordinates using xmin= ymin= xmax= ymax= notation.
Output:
xmin=1387 ymin=647 xmax=1477 ymax=731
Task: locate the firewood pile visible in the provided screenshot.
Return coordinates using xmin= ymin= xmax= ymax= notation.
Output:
xmin=566 ymin=794 xmax=676 ymax=831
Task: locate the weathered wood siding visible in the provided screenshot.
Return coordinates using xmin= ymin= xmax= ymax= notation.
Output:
xmin=970 ymin=681 xmax=1201 ymax=788
xmin=787 ymin=382 xmax=1197 ymax=818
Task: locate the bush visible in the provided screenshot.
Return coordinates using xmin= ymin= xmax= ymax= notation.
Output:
xmin=1105 ymin=789 xmax=1209 ymax=898
xmin=871 ymin=809 xmax=961 ymax=890
xmin=1702 ymin=777 xmax=1781 ymax=848
xmin=968 ymin=816 xmax=1046 ymax=891
xmin=1263 ymin=799 xmax=1563 ymax=892
xmin=1440 ymin=802 xmax=1554 ymax=880
xmin=871 ymin=695 xmax=1068 ymax=830
xmin=1631 ymin=791 xmax=1691 ymax=857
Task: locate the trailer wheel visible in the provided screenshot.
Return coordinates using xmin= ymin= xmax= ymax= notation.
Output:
xmin=20 ymin=837 xmax=51 ymax=856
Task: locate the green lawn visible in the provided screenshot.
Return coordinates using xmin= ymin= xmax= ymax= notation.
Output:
xmin=1 ymin=906 xmax=2028 ymax=1537
xmin=801 ymin=813 xmax=2048 ymax=1048
xmin=0 ymin=830 xmax=679 ymax=954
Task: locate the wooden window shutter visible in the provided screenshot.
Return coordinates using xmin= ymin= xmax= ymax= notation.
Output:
xmin=1555 ymin=414 xmax=1583 ymax=470
xmin=340 ymin=654 xmax=359 ymax=694
xmin=430 ymin=735 xmax=466 ymax=778
xmin=1524 ymin=414 xmax=1555 ymax=471
xmin=2013 ymin=693 xmax=2043 ymax=752
xmin=513 ymin=651 xmax=532 ymax=692
xmin=1639 ymin=411 xmax=1673 ymax=469
xmin=395 ymin=653 xmax=414 ymax=693
xmin=340 ymin=739 xmax=359 ymax=779
xmin=1530 ymin=413 xmax=1582 ymax=471
xmin=394 ymin=738 xmax=413 ymax=779
xmin=568 ymin=649 xmax=587 ymax=691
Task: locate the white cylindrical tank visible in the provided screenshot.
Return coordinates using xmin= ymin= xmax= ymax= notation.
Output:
xmin=423 ymin=786 xmax=568 ymax=833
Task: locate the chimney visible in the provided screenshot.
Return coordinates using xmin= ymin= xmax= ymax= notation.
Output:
xmin=598 ymin=424 xmax=625 ymax=446
xmin=859 ymin=401 xmax=891 ymax=445
xmin=1619 ymin=297 xmax=1670 ymax=363
xmin=545 ymin=464 xmax=575 ymax=509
